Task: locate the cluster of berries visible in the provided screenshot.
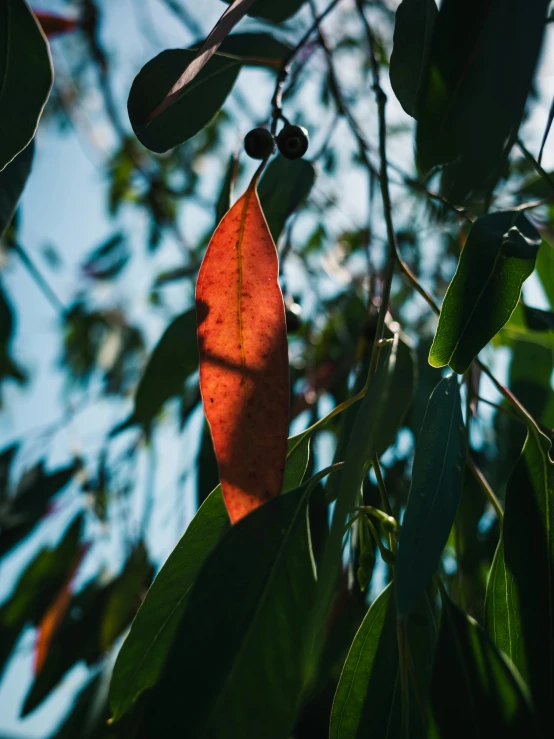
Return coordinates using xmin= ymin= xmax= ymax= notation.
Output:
xmin=243 ymin=125 xmax=309 ymax=161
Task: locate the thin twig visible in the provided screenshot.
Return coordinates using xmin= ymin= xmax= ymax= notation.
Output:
xmin=12 ymin=242 xmax=67 ymax=316
xmin=516 ymin=138 xmax=554 ymax=197
xmin=467 ymin=455 xmax=503 ymax=520
xmin=270 ymin=0 xmax=344 ymax=132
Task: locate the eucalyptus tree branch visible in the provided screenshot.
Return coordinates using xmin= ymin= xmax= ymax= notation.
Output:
xmin=270 ymin=0 xmax=344 ymax=132
xmin=12 ymin=242 xmax=67 ymax=316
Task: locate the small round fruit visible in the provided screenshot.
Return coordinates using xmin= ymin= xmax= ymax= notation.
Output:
xmin=277 ymin=125 xmax=309 ymax=160
xmin=244 ymin=127 xmax=275 ymax=160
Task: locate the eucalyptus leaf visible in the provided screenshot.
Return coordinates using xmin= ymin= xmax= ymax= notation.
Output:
xmin=416 ymin=0 xmax=548 ymax=202
xmin=330 ymin=584 xmax=436 ymax=739
xmin=389 ymin=0 xmax=437 ymax=118
xmin=0 ymin=0 xmax=53 ymax=171
xmin=109 ymin=434 xmax=311 ymax=721
xmin=396 ymin=373 xmax=465 ymax=617
xmin=485 ymin=430 xmax=554 ymax=732
xmin=430 ymin=593 xmax=538 ymax=737
xmin=429 ymin=212 xmax=541 ymax=374
xmin=258 ymin=156 xmax=316 ymax=242
xmin=315 ymin=339 xmax=396 ymax=651
xmin=128 ymin=50 xmax=240 ymax=153
xmin=109 ymin=488 xmax=229 ymax=722
xmin=128 ymin=33 xmax=292 ymax=154
xmin=111 ymin=309 xmax=198 ymax=433
xmin=140 ymin=467 xmax=337 ymax=738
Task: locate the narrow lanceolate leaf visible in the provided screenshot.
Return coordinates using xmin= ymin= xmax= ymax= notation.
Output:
xmin=196 ymin=178 xmax=289 ymax=524
xmin=109 ymin=436 xmax=310 ymax=722
xmin=34 ymin=544 xmax=88 ymax=674
xmin=142 ymin=468 xmax=338 ymax=739
xmin=416 ymin=0 xmax=548 ymax=202
xmin=0 ymin=143 xmax=33 ymax=238
xmin=430 ymin=594 xmax=539 ymax=738
xmin=396 ymin=374 xmax=465 ymax=617
xmin=330 ymin=584 xmax=437 ymax=739
xmin=429 ymin=212 xmax=541 ymax=374
xmin=0 ymin=0 xmax=53 ymax=171
xmin=315 ymin=340 xmax=397 ymax=644
xmin=109 ymin=488 xmax=229 ymax=721
xmin=258 ymin=157 xmax=316 ymax=243
xmin=485 ymin=430 xmax=554 ymax=733
xmin=389 ymin=0 xmax=437 ymax=118
xmin=111 ymin=309 xmax=198 ymax=434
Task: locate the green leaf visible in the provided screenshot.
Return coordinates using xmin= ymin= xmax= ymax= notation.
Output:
xmin=109 ymin=489 xmax=229 ymax=722
xmin=485 ymin=430 xmax=554 ymax=732
xmin=315 ymin=340 xmax=397 ymax=647
xmin=0 ymin=515 xmax=83 ymax=672
xmin=128 ymin=33 xmax=291 ymax=154
xmin=0 ymin=460 xmax=78 ymax=556
xmin=523 ymin=304 xmax=554 ymax=333
xmin=128 ymin=51 xmax=240 ymax=153
xmin=430 ymin=593 xmax=539 ymax=737
xmin=109 ymin=434 xmax=311 ymax=722
xmin=377 ymin=328 xmax=416 ymax=454
xmin=258 ymin=156 xmax=316 ymax=242
xmin=283 ymin=433 xmax=311 ymax=492
xmin=0 ymin=1 xmax=53 ymax=171
xmin=429 ymin=212 xmax=541 ymax=374
xmin=0 ymin=142 xmax=33 ymax=238
xmin=389 ymin=0 xmax=437 ymax=118
xmin=193 ymin=32 xmax=293 ymax=67
xmin=396 ymin=373 xmax=465 ymax=617
xmin=215 ymin=153 xmax=237 ymax=225
xmin=220 ymin=0 xmax=306 ymax=22
xmin=111 ymin=309 xmax=198 ymax=433
xmin=416 ymin=0 xmax=548 ymax=202
xmin=138 ymin=467 xmax=337 ymax=738
xmin=330 ymin=584 xmax=436 ymax=739
xmin=23 ymin=545 xmax=153 ymax=716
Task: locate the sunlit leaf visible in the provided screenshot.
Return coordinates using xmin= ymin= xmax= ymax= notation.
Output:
xmin=0 ymin=0 xmax=53 ymax=171
xmin=196 ymin=176 xmax=289 ymax=523
xmin=430 ymin=593 xmax=539 ymax=737
xmin=389 ymin=0 xmax=437 ymax=118
xmin=396 ymin=373 xmax=465 ymax=617
xmin=429 ymin=212 xmax=540 ymax=374
xmin=485 ymin=429 xmax=554 ymax=732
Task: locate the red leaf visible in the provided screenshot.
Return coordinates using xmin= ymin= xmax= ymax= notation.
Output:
xmin=196 ymin=175 xmax=289 ymax=524
xmin=34 ymin=544 xmax=89 ymax=675
xmin=33 ymin=9 xmax=79 ymax=38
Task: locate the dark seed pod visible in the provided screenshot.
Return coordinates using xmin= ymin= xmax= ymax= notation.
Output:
xmin=277 ymin=124 xmax=309 ymax=160
xmin=244 ymin=127 xmax=275 ymax=160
